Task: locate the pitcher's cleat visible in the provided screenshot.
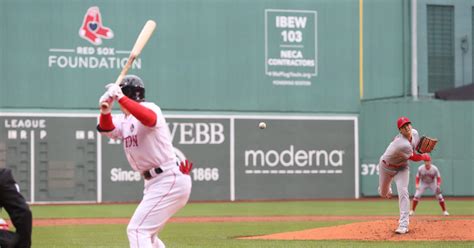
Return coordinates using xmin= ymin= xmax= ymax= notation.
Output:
xmin=395 ymin=226 xmax=409 ymax=234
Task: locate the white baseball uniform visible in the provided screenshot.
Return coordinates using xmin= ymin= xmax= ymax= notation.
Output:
xmin=100 ymin=102 xmax=192 ymax=248
xmin=378 ymin=129 xmax=420 ymax=229
xmin=414 ymin=164 xmax=444 ymax=200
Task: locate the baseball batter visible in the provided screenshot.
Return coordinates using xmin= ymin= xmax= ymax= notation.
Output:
xmin=97 ymin=75 xmax=192 ymax=248
xmin=410 ymin=159 xmax=449 ymax=216
xmin=378 ymin=117 xmax=430 ymax=234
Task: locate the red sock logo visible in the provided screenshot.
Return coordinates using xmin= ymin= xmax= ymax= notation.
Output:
xmin=79 ymin=6 xmax=114 ymax=45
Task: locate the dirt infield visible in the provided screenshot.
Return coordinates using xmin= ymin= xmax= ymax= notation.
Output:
xmin=31 ymin=215 xmax=474 ymax=241
xmin=241 ymin=217 xmax=474 ymax=241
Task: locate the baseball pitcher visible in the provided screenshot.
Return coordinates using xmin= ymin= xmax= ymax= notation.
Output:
xmin=377 ymin=116 xmax=431 ymax=234
xmin=410 ymin=159 xmax=449 ymax=216
xmin=97 ymin=75 xmax=192 ymax=248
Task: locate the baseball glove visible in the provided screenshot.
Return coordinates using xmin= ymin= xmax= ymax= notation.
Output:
xmin=416 ymin=136 xmax=438 ymax=153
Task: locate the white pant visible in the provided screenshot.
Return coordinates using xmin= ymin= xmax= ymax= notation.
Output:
xmin=127 ymin=166 xmax=192 ymax=248
xmin=378 ymin=162 xmax=410 ymax=228
xmin=414 ymin=182 xmax=444 ymax=201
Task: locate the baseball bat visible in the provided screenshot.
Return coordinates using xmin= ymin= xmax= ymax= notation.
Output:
xmin=101 ymin=20 xmax=157 ymax=109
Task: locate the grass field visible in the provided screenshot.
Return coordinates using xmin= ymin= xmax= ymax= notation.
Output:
xmin=7 ymin=199 xmax=474 ymax=247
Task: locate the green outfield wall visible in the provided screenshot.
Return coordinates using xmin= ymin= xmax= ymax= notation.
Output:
xmin=1 ymin=1 xmax=473 ymax=201
xmin=362 ymin=0 xmax=410 ymax=100
xmin=417 ymin=0 xmax=474 ymax=94
xmin=0 ymin=0 xmax=362 ymax=113
xmin=0 ymin=113 xmax=358 ymax=202
xmin=0 ymin=0 xmax=423 ymax=110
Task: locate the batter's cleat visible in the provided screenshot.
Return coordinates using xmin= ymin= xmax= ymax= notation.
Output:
xmin=409 ymin=210 xmax=415 ymax=216
xmin=443 ymin=211 xmax=450 ymax=216
xmin=395 ymin=226 xmax=409 ymax=234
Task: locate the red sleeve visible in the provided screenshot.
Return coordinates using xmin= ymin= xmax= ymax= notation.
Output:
xmin=437 ymin=177 xmax=442 ymax=186
xmin=415 ymin=177 xmax=420 ymax=186
xmin=98 ymin=113 xmax=115 ymax=132
xmin=409 ymin=153 xmax=430 ymax=162
xmin=118 ymin=97 xmax=157 ymax=127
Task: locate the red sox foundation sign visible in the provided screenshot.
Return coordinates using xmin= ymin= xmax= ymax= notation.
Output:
xmin=47 ymin=6 xmax=142 ymax=70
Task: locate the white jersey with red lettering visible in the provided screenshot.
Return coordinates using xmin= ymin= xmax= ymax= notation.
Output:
xmin=100 ymin=101 xmax=191 ymax=248
xmin=102 ymin=102 xmax=176 ymax=172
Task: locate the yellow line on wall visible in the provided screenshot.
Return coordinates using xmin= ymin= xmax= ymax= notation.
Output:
xmin=359 ymin=0 xmax=364 ymax=99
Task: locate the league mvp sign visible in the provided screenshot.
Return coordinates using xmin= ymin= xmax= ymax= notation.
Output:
xmin=0 ymin=113 xmax=358 ymax=203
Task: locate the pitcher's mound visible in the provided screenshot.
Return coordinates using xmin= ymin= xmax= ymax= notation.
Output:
xmin=242 ymin=219 xmax=474 ymax=241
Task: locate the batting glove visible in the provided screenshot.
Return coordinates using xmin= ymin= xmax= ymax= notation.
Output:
xmin=99 ymin=92 xmax=113 ymax=114
xmin=179 ymin=160 xmax=193 ymax=175
xmin=105 ymin=83 xmax=124 ymax=100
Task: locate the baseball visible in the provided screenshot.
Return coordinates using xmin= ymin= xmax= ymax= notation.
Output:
xmin=258 ymin=122 xmax=267 ymax=129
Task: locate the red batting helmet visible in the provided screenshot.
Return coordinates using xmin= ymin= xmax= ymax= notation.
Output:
xmin=397 ymin=116 xmax=411 ymax=129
